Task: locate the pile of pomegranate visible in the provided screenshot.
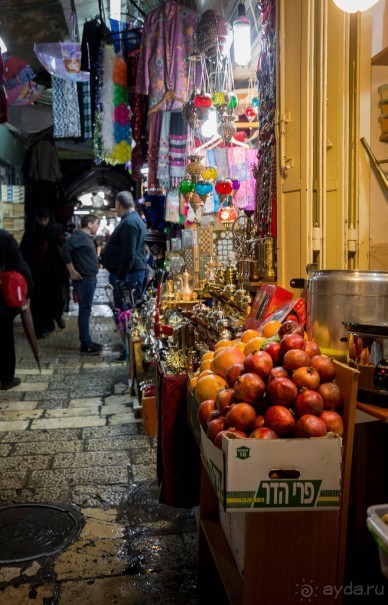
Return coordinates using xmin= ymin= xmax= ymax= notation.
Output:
xmin=195 ymin=320 xmax=344 ymax=449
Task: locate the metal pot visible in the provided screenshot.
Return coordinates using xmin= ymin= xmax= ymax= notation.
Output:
xmin=290 ymin=266 xmax=388 ymax=361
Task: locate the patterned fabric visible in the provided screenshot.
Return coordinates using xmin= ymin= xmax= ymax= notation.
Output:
xmin=147 ymin=112 xmax=162 ymax=188
xmin=227 ymin=147 xmax=257 ymax=209
xmin=52 ymin=76 xmax=81 ymax=139
xmin=135 ymin=0 xmax=197 ymax=111
xmin=78 ymin=80 xmax=92 ymax=140
xmin=157 ymin=111 xmax=171 ymax=188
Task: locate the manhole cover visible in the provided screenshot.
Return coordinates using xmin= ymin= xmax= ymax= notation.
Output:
xmin=0 ymin=504 xmax=84 ymax=563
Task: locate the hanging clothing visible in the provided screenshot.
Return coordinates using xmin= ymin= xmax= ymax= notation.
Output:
xmin=28 ymin=140 xmax=62 ymax=182
xmin=135 ymin=0 xmax=197 ymax=111
xmin=52 ymin=76 xmax=81 ymax=139
xmin=227 ymin=147 xmax=257 ymax=210
xmin=0 ymin=53 xmax=8 ymax=124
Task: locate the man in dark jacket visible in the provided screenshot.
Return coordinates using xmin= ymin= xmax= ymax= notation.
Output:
xmin=61 ymin=214 xmax=102 ymax=354
xmin=0 ymin=229 xmax=33 ymax=390
xmin=103 ymin=191 xmax=147 ymax=308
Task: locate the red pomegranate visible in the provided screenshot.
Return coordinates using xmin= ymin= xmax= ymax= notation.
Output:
xmin=278 ymin=321 xmax=305 ymax=339
xmin=198 ymin=399 xmax=215 ymax=429
xmin=233 ymin=373 xmax=265 ymax=404
xmin=279 ymin=333 xmax=306 ymax=357
xmin=250 ymin=427 xmax=279 ymax=439
xmin=266 ymin=377 xmax=298 ymax=407
xmin=207 ymin=409 xmax=221 ymax=425
xmin=320 ymin=410 xmax=344 ymax=436
xmin=264 ymin=405 xmax=295 ymax=437
xmin=215 ymin=388 xmax=236 ymax=415
xmin=207 ymin=417 xmax=226 ymax=441
xmin=293 ymin=388 xmax=324 ymax=417
xmin=214 ymin=428 xmax=247 ymax=450
xmin=267 ymin=366 xmax=289 ymax=381
xmin=317 ymin=382 xmax=342 ymax=410
xmin=253 ymin=414 xmax=265 ymax=429
xmin=225 ymin=402 xmax=257 ymax=432
xmin=225 ymin=363 xmax=245 ymax=388
xmin=305 ymin=340 xmax=321 ymax=358
xmin=263 ymin=341 xmax=282 ymax=366
xmin=310 ymin=355 xmax=336 ymax=383
xmin=291 ymin=366 xmax=320 ymax=390
xmin=294 ymin=414 xmax=327 ymax=438
xmin=283 ymin=349 xmax=311 ymax=372
xmin=243 ymin=350 xmax=273 ymax=379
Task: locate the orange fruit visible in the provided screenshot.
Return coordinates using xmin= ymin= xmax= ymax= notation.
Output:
xmin=195 ymin=373 xmax=227 ymax=404
xmin=215 ymin=339 xmax=233 ymax=351
xmin=198 ymin=369 xmax=214 ymax=378
xmin=200 ymin=359 xmax=212 ymax=372
xmin=201 ymin=351 xmax=215 ymax=362
xmin=188 ymin=376 xmax=198 ymax=394
xmin=241 ymin=329 xmax=261 ymax=343
xmin=211 ymin=346 xmax=246 ymax=378
xmin=234 ymin=342 xmax=246 ymax=353
xmin=244 ymin=336 xmax=267 ymax=356
xmin=261 ymin=320 xmax=282 ymax=339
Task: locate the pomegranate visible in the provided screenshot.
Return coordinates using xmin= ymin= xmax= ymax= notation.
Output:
xmin=225 ymin=363 xmax=245 ymax=388
xmin=214 ymin=428 xmax=247 ymax=450
xmin=279 ymin=333 xmax=306 ymax=357
xmin=250 ymin=427 xmax=279 ymax=439
xmin=233 ymin=373 xmax=265 ymax=404
xmin=207 ymin=417 xmax=226 ymax=441
xmin=253 ymin=414 xmax=265 ymax=429
xmin=293 ymin=388 xmax=324 ymax=417
xmin=264 ymin=405 xmax=295 ymax=437
xmin=294 ymin=414 xmax=327 ymax=438
xmin=310 ymin=355 xmax=336 ymax=383
xmin=243 ymin=350 xmax=273 ymax=379
xmin=305 ymin=340 xmax=321 ymax=358
xmin=283 ymin=349 xmax=311 ymax=372
xmin=198 ymin=400 xmax=215 ymax=429
xmin=278 ymin=320 xmax=305 ymax=339
xmin=266 ymin=377 xmax=298 ymax=407
xmin=317 ymin=382 xmax=342 ymax=410
xmin=207 ymin=409 xmax=221 ymax=425
xmin=267 ymin=366 xmax=289 ymax=381
xmin=215 ymin=388 xmax=236 ymax=415
xmin=291 ymin=366 xmax=320 ymax=390
xmin=320 ymin=410 xmax=344 ymax=436
xmin=225 ymin=402 xmax=257 ymax=432
xmin=263 ymin=341 xmax=282 ymax=366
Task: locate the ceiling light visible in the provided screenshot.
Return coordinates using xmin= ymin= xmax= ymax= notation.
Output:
xmin=110 ymin=0 xmax=121 ymax=20
xmin=0 ymin=37 xmax=7 ymax=54
xmin=233 ymin=1 xmax=251 ymax=66
xmin=78 ymin=193 xmax=93 ymax=206
xmin=332 ymin=0 xmax=380 ymax=12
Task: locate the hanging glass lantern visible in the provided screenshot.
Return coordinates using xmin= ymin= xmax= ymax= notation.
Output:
xmin=231 ymin=178 xmax=240 ymax=198
xmin=186 ymin=155 xmax=205 ymax=183
xmin=194 ymin=92 xmax=212 ymax=108
xmin=218 ymin=115 xmax=237 ymax=145
xmin=218 ymin=203 xmax=238 ymax=228
xmin=245 ymin=105 xmax=258 ymax=122
xmin=202 ymin=166 xmax=218 ymax=181
xmin=195 ymin=181 xmax=213 ymax=196
xmin=215 ymin=178 xmax=233 ymax=196
xmin=179 ymin=179 xmax=195 ymax=195
xmin=251 ymin=96 xmax=259 ymax=108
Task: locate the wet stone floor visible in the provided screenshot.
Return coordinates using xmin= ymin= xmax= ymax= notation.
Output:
xmin=0 ymin=272 xmax=201 ymax=604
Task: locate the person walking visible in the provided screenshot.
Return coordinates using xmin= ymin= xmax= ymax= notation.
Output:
xmin=0 ymin=229 xmax=34 ymax=390
xmin=103 ymin=191 xmax=147 ymax=309
xmin=61 ymin=214 xmax=103 ymax=354
xmin=20 ymin=208 xmax=67 ymax=338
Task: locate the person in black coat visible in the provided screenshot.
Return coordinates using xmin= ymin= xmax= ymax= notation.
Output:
xmin=0 ymin=229 xmax=33 ymax=390
xmin=20 ymin=208 xmax=68 ymax=337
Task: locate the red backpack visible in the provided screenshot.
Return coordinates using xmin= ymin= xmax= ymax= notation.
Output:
xmin=0 ymin=270 xmax=28 ymax=308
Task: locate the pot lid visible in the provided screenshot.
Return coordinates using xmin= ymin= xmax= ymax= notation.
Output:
xmin=342 ymin=321 xmax=388 ymax=337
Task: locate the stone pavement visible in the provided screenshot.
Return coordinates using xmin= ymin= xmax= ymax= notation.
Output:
xmin=0 ymin=271 xmax=200 ymax=604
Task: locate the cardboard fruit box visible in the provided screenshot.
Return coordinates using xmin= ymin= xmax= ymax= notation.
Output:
xmin=200 ymin=361 xmax=359 ymax=513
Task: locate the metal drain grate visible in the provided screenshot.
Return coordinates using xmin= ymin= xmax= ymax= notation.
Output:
xmin=0 ymin=504 xmax=84 ymax=563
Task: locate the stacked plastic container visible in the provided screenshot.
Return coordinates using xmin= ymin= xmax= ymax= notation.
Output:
xmin=367 ymin=504 xmax=388 ymax=578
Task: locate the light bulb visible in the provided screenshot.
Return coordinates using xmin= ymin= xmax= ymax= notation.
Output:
xmin=233 ymin=2 xmax=251 ymax=66
xmin=201 ymin=108 xmax=218 ymax=138
xmin=332 ymin=0 xmax=379 ymax=12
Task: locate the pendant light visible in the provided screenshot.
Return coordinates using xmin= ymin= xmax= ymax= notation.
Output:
xmin=332 ymin=0 xmax=380 ymax=12
xmin=233 ymin=1 xmax=251 ymax=66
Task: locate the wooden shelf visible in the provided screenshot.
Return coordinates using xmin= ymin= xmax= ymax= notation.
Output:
xmin=371 ymin=46 xmax=388 ymax=66
xmin=356 ymin=401 xmax=388 ymax=422
xmin=380 ymin=132 xmax=388 ymax=143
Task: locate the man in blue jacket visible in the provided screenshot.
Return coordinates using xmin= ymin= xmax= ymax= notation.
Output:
xmin=103 ymin=191 xmax=147 ymax=309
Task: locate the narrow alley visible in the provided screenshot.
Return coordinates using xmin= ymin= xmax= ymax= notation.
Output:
xmin=0 ymin=271 xmax=200 ymax=604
